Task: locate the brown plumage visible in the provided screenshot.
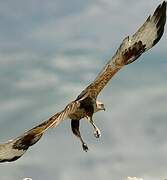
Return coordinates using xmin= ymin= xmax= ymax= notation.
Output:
xmin=0 ymin=1 xmax=166 ymax=163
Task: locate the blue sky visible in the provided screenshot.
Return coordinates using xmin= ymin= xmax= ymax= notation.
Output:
xmin=0 ymin=0 xmax=166 ymax=180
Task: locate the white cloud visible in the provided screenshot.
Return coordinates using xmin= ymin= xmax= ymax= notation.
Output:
xmin=0 ymin=52 xmax=38 ymax=66
xmin=0 ymin=0 xmax=166 ymax=180
xmin=0 ymin=98 xmax=31 ymax=114
xmin=28 ymin=0 xmax=167 ymax=54
xmin=127 ymin=177 xmax=143 ymax=180
xmin=16 ymin=69 xmax=59 ymax=90
xmin=50 ymin=55 xmax=97 ymax=71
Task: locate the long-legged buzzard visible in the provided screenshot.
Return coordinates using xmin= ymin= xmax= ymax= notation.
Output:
xmin=0 ymin=1 xmax=166 ymax=162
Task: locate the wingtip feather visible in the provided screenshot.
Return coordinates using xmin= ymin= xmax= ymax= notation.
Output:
xmin=153 ymin=1 xmax=166 ymax=46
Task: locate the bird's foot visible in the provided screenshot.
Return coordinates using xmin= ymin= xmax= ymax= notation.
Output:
xmin=82 ymin=143 xmax=89 ymax=152
xmin=94 ymin=128 xmax=101 ymax=138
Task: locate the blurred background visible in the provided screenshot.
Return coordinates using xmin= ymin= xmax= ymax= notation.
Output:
xmin=0 ymin=0 xmax=166 ymax=180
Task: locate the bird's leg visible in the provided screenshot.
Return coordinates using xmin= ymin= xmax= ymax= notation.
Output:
xmin=71 ymin=120 xmax=89 ymax=152
xmin=80 ymin=137 xmax=89 ymax=152
xmin=87 ymin=116 xmax=101 ymax=138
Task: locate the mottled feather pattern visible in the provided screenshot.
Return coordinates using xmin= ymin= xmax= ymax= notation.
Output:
xmin=50 ymin=101 xmax=81 ymax=127
xmin=0 ymin=2 xmax=166 ymax=163
xmin=0 ymin=101 xmax=80 ymax=162
xmin=78 ymin=1 xmax=166 ymax=99
xmin=132 ymin=1 xmax=166 ymax=49
xmin=0 ymin=140 xmax=27 ymax=162
xmin=122 ymin=41 xmax=146 ymax=65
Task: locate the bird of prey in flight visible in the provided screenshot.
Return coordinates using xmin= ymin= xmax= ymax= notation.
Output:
xmin=0 ymin=1 xmax=166 ymax=163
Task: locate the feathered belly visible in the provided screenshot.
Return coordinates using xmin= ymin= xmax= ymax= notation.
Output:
xmin=68 ymin=109 xmax=86 ymax=120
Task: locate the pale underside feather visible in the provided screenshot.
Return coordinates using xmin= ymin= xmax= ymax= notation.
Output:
xmin=77 ymin=1 xmax=166 ymax=99
xmin=0 ymin=2 xmax=166 ymax=163
xmin=0 ymin=101 xmax=80 ymax=162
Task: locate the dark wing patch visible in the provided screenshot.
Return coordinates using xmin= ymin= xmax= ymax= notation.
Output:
xmin=0 ymin=101 xmax=80 ymax=163
xmin=132 ymin=1 xmax=166 ymax=51
xmin=0 ymin=141 xmax=28 ymax=163
xmin=0 ymin=113 xmax=61 ymax=163
xmin=0 ymin=113 xmax=60 ymax=162
xmin=0 ymin=131 xmax=43 ymax=163
xmin=0 ymin=156 xmax=21 ymax=163
xmin=76 ymin=2 xmax=166 ymax=99
xmin=153 ymin=1 xmax=166 ymax=45
xmin=13 ymin=133 xmax=42 ymax=151
xmin=123 ymin=41 xmax=146 ymax=65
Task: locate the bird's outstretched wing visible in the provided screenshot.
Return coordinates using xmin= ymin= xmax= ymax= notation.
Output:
xmin=0 ymin=101 xmax=80 ymax=162
xmin=77 ymin=1 xmax=166 ymax=100
xmin=0 ymin=2 xmax=166 ymax=163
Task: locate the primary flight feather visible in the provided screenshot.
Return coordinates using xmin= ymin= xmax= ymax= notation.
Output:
xmin=0 ymin=1 xmax=166 ymax=163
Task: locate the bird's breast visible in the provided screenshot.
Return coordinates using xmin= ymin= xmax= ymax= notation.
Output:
xmin=68 ymin=108 xmax=86 ymax=120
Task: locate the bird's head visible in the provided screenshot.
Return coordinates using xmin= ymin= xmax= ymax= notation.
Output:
xmin=95 ymin=100 xmax=105 ymax=112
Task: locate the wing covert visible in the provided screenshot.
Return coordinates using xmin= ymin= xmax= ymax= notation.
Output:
xmin=76 ymin=1 xmax=166 ymax=100
xmin=0 ymin=101 xmax=80 ymax=162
